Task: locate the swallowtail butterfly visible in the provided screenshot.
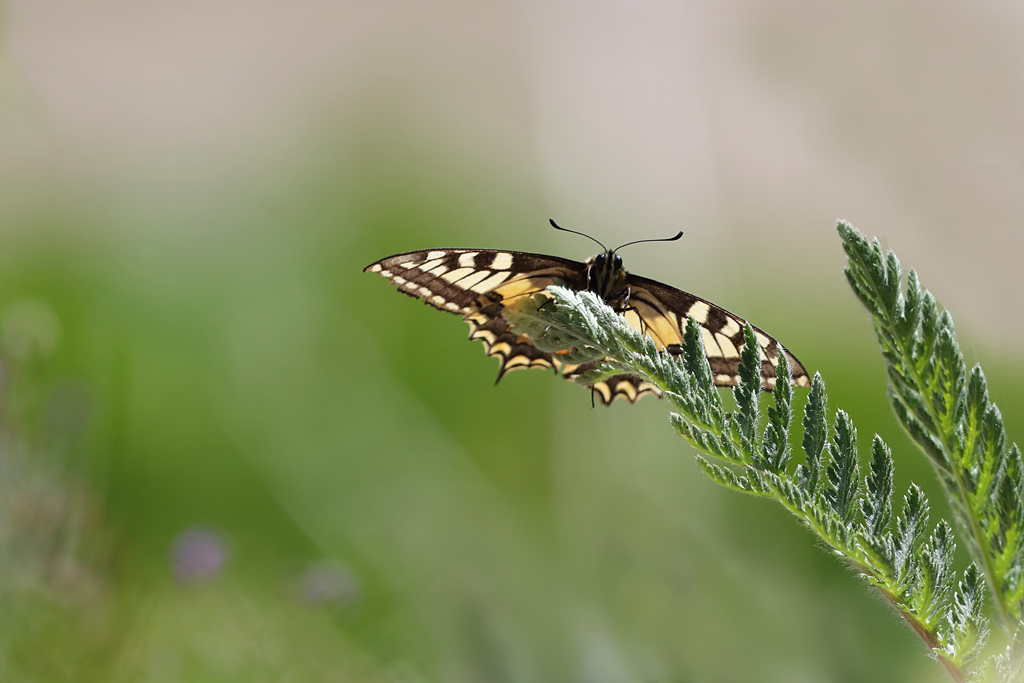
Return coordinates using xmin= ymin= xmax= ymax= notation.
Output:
xmin=364 ymin=220 xmax=810 ymax=404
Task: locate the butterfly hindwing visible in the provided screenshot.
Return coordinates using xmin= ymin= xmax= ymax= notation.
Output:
xmin=556 ymin=360 xmax=664 ymax=403
xmin=465 ymin=297 xmax=555 ymax=379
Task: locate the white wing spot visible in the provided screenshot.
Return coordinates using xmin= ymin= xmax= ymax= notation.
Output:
xmin=716 ymin=333 xmax=740 ymax=358
xmin=489 ymin=252 xmax=514 ymax=270
xmin=719 ymin=317 xmax=741 ymax=338
xmin=715 ymin=373 xmax=735 ymax=384
xmin=440 ymin=267 xmax=476 ymax=283
xmin=455 ymin=270 xmax=493 ymax=291
xmin=505 ymin=355 xmax=534 ymax=369
xmin=419 ymin=258 xmax=445 ymax=271
xmin=701 ymin=327 xmax=721 ymax=356
xmin=458 ymin=252 xmax=479 ymax=268
xmin=470 ymin=271 xmax=511 ymax=293
xmin=471 ymin=329 xmax=497 ymax=343
xmin=418 ymin=286 xmax=433 ymax=297
xmin=392 ymin=275 xmax=408 ymax=285
xmin=379 ymin=269 xmax=392 ymax=278
xmin=445 ymin=302 xmax=461 ymax=312
xmin=427 ymin=251 xmax=447 ymax=260
xmin=687 ymin=301 xmax=710 ymax=324
xmin=639 ymin=381 xmax=660 ymax=396
xmin=368 ymin=264 xmax=382 ymax=273
xmin=490 ymin=342 xmax=512 ymax=356
xmin=429 ymin=295 xmax=446 ymax=306
xmin=755 ymin=331 xmax=771 ymax=347
xmin=426 ymin=264 xmax=449 ymax=276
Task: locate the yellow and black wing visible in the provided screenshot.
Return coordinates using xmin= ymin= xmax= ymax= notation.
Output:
xmin=555 ymin=276 xmax=809 ymax=403
xmin=623 ymin=273 xmax=809 ymax=389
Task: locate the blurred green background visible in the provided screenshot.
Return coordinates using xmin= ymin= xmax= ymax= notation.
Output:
xmin=2 ymin=1 xmax=1024 ymax=681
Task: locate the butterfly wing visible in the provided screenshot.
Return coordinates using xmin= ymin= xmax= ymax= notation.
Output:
xmin=618 ymin=273 xmax=810 ymax=389
xmin=364 ymin=248 xmax=585 ymax=379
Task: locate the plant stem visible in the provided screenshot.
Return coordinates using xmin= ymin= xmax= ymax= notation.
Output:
xmin=875 ymin=586 xmax=965 ymax=682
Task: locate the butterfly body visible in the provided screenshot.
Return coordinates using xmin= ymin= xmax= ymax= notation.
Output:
xmin=364 ymin=245 xmax=809 ymax=404
xmin=581 ymin=251 xmax=628 ymax=302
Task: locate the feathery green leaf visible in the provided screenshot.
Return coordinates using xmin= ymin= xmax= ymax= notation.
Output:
xmin=798 ymin=373 xmax=828 ymax=496
xmin=863 ymin=436 xmax=894 ymax=539
xmin=825 ymin=410 xmax=860 ymax=524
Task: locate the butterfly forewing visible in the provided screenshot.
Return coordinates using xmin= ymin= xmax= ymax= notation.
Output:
xmin=364 ymin=246 xmax=809 ymax=403
xmin=364 ymin=248 xmax=583 ymax=380
xmin=624 ymin=274 xmax=810 ymax=389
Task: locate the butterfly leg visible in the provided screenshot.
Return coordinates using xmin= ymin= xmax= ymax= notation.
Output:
xmin=610 ymin=287 xmax=652 ymax=335
xmin=536 ymin=296 xmax=556 ymax=313
xmin=607 ymin=287 xmax=631 ymax=312
xmin=621 ymin=305 xmax=648 ymax=335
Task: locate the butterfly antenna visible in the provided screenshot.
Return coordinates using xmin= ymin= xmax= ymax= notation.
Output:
xmin=549 ymin=218 xmax=608 ymax=253
xmin=613 ymin=231 xmax=684 ymax=254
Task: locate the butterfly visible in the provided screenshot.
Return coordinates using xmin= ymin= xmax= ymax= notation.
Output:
xmin=364 ymin=219 xmax=810 ymax=404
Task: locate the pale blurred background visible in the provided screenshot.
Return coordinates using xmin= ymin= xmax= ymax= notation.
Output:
xmin=2 ymin=1 xmax=1023 ymax=681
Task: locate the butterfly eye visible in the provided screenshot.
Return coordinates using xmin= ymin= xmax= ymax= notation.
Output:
xmin=613 ymin=255 xmax=623 ymax=269
xmin=593 ymin=254 xmax=606 ymax=269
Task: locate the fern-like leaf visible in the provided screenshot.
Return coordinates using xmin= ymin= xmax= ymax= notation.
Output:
xmin=527 ymin=281 xmax=987 ymax=681
xmin=840 ymin=220 xmax=1024 ymax=632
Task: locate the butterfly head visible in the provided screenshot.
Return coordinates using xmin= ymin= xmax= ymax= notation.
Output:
xmin=548 ymin=218 xmax=684 ymax=305
xmin=585 ymin=251 xmax=628 ymax=301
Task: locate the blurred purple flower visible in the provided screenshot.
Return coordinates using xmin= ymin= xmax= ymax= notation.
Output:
xmin=172 ymin=527 xmax=228 ymax=582
xmin=300 ymin=562 xmax=359 ymax=606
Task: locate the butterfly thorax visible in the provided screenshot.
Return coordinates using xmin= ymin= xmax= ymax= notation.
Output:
xmin=585 ymin=252 xmax=629 ymax=307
